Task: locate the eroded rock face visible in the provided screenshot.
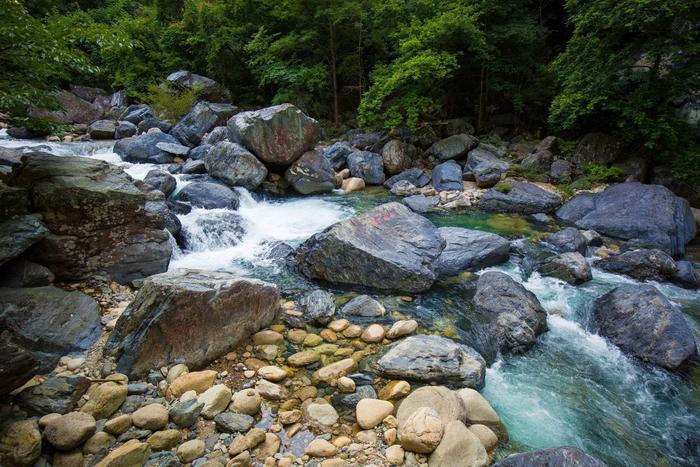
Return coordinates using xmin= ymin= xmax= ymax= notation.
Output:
xmin=105 ymin=269 xmax=280 ymax=377
xmin=493 ymin=446 xmax=607 ymax=467
xmin=435 ymin=227 xmax=510 ymax=277
xmin=478 ymin=182 xmax=562 ymax=214
xmin=171 ymin=102 xmax=237 ymax=147
xmin=9 ymin=154 xmax=171 ymax=282
xmin=377 ymin=335 xmax=486 ymax=389
xmin=473 ymin=271 xmax=548 ymax=358
xmin=556 ymin=182 xmax=696 ymax=257
xmin=297 ymin=203 xmax=445 ymax=293
xmin=227 ymin=104 xmax=321 ymax=165
xmin=593 ymin=285 xmax=697 ymax=370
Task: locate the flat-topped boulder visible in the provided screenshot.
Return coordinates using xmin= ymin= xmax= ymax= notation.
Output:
xmin=171 ymin=101 xmax=236 ymax=147
xmin=377 ymin=334 xmax=486 ymax=389
xmin=8 ymin=154 xmax=171 ymax=282
xmin=105 ymin=269 xmax=280 ymax=377
xmin=435 ymin=227 xmax=510 ymax=277
xmin=593 ymin=285 xmax=696 ymax=370
xmin=478 ymin=182 xmax=562 ymax=214
xmin=227 ymin=103 xmax=321 ymax=165
xmin=556 ymin=182 xmax=696 ymax=257
xmin=426 ymin=134 xmax=478 ymax=161
xmin=297 ymin=202 xmax=445 ymax=293
xmin=114 ymin=132 xmax=181 ymax=164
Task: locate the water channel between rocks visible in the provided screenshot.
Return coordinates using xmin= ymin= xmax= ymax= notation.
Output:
xmin=3 ymin=135 xmax=699 ymax=467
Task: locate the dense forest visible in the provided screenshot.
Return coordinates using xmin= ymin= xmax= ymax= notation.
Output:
xmin=2 ymin=0 xmax=699 ymax=179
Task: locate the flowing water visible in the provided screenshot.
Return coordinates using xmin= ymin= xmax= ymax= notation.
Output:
xmin=2 ymin=134 xmax=699 ymax=466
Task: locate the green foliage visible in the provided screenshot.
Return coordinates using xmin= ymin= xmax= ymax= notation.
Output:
xmin=508 ymin=165 xmax=548 ymax=182
xmin=494 ymin=182 xmax=512 ymax=193
xmin=584 ymin=163 xmax=624 ymax=183
xmin=136 ymin=84 xmax=199 ymax=122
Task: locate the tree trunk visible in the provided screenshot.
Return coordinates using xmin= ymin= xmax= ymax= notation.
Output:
xmin=329 ymin=19 xmax=340 ymax=128
xmin=477 ymin=65 xmax=486 ymax=134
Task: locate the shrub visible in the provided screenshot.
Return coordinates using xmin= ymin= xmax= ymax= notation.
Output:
xmin=494 ymin=182 xmax=512 ymax=193
xmin=584 ymin=163 xmax=623 ymax=183
xmin=136 ymin=83 xmax=200 ymax=122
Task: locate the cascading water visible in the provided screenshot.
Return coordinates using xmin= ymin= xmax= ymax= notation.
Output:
xmin=1 ymin=135 xmax=698 ymax=466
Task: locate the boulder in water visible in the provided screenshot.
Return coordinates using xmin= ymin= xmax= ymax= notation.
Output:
xmin=493 ymin=446 xmax=606 ymax=467
xmin=115 ymin=120 xmax=138 ymax=139
xmin=556 ymin=182 xmax=696 ymax=257
xmin=88 ymin=120 xmax=117 ymax=139
xmin=593 ymin=284 xmax=697 ymax=369
xmin=205 ymin=142 xmax=268 ymax=190
xmin=322 ymin=141 xmax=353 ymax=171
xmin=435 ymin=227 xmax=510 ymax=276
xmin=432 ymin=160 xmax=463 ymax=192
xmin=340 ymin=295 xmax=385 ymax=317
xmin=382 ymin=139 xmax=418 ymax=175
xmin=114 ymin=132 xmax=181 ymax=164
xmin=537 ymin=252 xmax=592 ymax=285
xmin=478 ymin=182 xmax=561 ymax=214
xmin=544 ymin=227 xmax=588 ymax=255
xmin=165 ymin=70 xmax=232 ymax=103
xmin=384 ymin=168 xmax=430 ymax=189
xmin=285 ymin=150 xmax=336 ymax=194
xmin=402 ymin=194 xmax=439 ymax=213
xmin=377 ymin=334 xmax=486 ymax=389
xmin=105 ymin=270 xmax=280 ymax=377
xmin=597 ymin=249 xmax=678 ymax=283
xmin=175 ymin=180 xmax=240 ymax=210
xmin=171 ymin=101 xmax=237 ymax=147
xmin=426 ymin=134 xmax=478 ymax=161
xmin=144 ymin=169 xmax=177 ymax=197
xmin=297 ymin=202 xmax=445 ymax=293
xmin=347 ymin=151 xmax=385 ymax=185
xmin=227 ymin=103 xmax=321 ymax=165
xmin=473 ymin=271 xmax=548 ymax=357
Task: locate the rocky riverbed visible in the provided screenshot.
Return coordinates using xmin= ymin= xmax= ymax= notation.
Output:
xmin=1 ymin=99 xmax=699 ymax=467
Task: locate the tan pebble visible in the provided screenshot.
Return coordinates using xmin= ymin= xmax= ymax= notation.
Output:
xmin=342 ymin=325 xmax=362 ymax=338
xmin=287 ymin=329 xmax=308 ymax=344
xmin=384 ymin=427 xmax=397 ymax=445
xmin=270 ymin=324 xmax=286 ymax=333
xmin=379 ymin=381 xmax=411 ymax=401
xmin=320 ymin=329 xmax=338 ymax=343
xmin=385 ymin=445 xmax=404 ymax=465
xmin=360 ymin=324 xmax=385 ymax=343
xmin=328 ymin=319 xmax=349 ymax=332
xmin=332 ymin=436 xmax=352 ymax=448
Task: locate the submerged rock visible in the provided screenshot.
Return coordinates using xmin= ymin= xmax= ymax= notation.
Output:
xmin=556 ymin=182 xmax=696 ymax=257
xmin=435 ymin=227 xmax=510 ymax=276
xmin=593 ymin=285 xmax=697 ymax=370
xmin=105 ymin=269 xmax=280 ymax=377
xmin=297 ymin=202 xmax=445 ymax=293
xmin=227 ymin=103 xmax=321 ymax=165
xmin=299 ymin=289 xmax=335 ymax=325
xmin=377 ymin=334 xmax=486 ymax=389
xmin=478 ymin=182 xmax=561 ymax=214
xmin=493 ymin=446 xmax=607 ymax=467
xmin=340 ymin=295 xmax=385 ymax=317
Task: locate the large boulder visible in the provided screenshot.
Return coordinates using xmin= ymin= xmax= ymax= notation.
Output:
xmin=347 ymin=151 xmax=385 ymax=185
xmin=403 ymin=194 xmax=439 ymax=213
xmin=204 ymin=142 xmax=268 ymax=190
xmin=88 ymin=120 xmax=117 ymax=139
xmin=322 ymin=142 xmax=353 ymax=171
xmin=227 ymin=103 xmax=321 ymax=165
xmin=463 ymin=145 xmax=509 ymax=182
xmin=165 ymin=70 xmax=232 ymax=103
xmin=435 ymin=227 xmax=510 ymax=277
xmin=473 ymin=271 xmax=548 ymax=357
xmin=114 ymin=132 xmax=182 ymax=164
xmin=426 ymin=134 xmax=478 ymax=161
xmin=377 ymin=334 xmax=486 ymax=389
xmin=493 ymin=447 xmax=606 ymax=467
xmin=432 ymin=160 xmax=463 ymax=192
xmin=143 ymin=170 xmax=177 ymax=197
xmin=596 ymin=249 xmax=681 ymax=284
xmin=594 ymin=285 xmax=696 ymax=369
xmin=0 ymin=181 xmax=29 ymax=220
xmin=105 ymin=270 xmax=280 ymax=377
xmin=16 ymin=374 xmax=90 ymax=415
xmin=297 ymin=202 xmax=445 ymax=293
xmin=9 ymin=154 xmax=171 ymax=282
xmin=171 ymin=102 xmax=237 ymax=147
xmin=544 ymin=227 xmax=588 ymax=255
xmin=121 ymin=104 xmax=155 ymax=125
xmin=29 ymin=90 xmax=102 ymax=125
xmin=0 ymin=286 xmax=101 ymax=370
xmin=557 ymin=182 xmax=695 ymax=256
xmin=382 ymin=140 xmax=418 ymax=175
xmin=538 ymin=252 xmax=592 ymax=285
xmin=0 ymin=215 xmax=48 ymax=267
xmin=384 ymin=168 xmax=430 ymax=189
xmin=0 ymin=332 xmax=39 ymax=396
xmin=175 ymin=180 xmax=240 ymax=210
xmin=428 ymin=420 xmax=488 ymax=467
xmin=478 ymin=182 xmax=562 ymax=214
xmin=285 ymin=150 xmax=336 ymax=194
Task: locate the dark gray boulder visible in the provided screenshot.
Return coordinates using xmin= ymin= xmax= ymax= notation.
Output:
xmin=175 ymin=181 xmax=240 ymax=210
xmin=165 ymin=70 xmax=232 ymax=103
xmin=171 ymin=101 xmax=237 ymax=147
xmin=144 ymin=170 xmax=177 ymax=197
xmin=426 ymin=134 xmax=478 ymax=161
xmin=390 ymin=180 xmax=419 ymax=197
xmin=478 ymin=182 xmax=562 ymax=214
xmin=205 ymin=142 xmax=268 ymax=190
xmin=227 ymin=103 xmax=321 ymax=165
xmin=297 ymin=202 xmax=445 ymax=293
xmin=493 ymin=446 xmax=607 ymax=467
xmin=538 ymin=252 xmax=592 ymax=285
xmin=0 ymin=331 xmax=39 ymax=396
xmin=550 ymin=159 xmax=572 ymax=183
xmin=673 ymin=260 xmax=700 ymax=289
xmin=556 ymin=182 xmax=696 ymax=257
xmin=435 ymin=227 xmax=510 ymax=276
xmin=593 ymin=285 xmax=697 ymax=369
xmin=299 ymin=289 xmax=335 ymax=325
xmin=0 ymin=259 xmax=54 ymax=288
xmin=121 ymin=104 xmax=155 ymax=125
xmin=340 ymin=295 xmax=385 ymax=317
xmin=0 ymin=286 xmax=101 ymax=371
xmin=157 ymin=142 xmax=190 ymax=157
xmin=474 ymin=271 xmax=548 ymax=355
xmin=347 ymin=130 xmax=388 ymax=152
xmin=322 ymin=141 xmax=354 ymax=171
xmin=432 ymin=160 xmax=463 ymax=192
xmin=188 ymin=144 xmax=212 ymax=161
xmin=115 ymin=120 xmax=138 ymax=139
xmin=473 ymin=163 xmax=504 ymax=188
xmin=114 ymin=132 xmax=181 ymax=164
xmin=402 ymin=194 xmax=439 ymax=213
xmin=0 ymin=215 xmax=49 ymax=266
xmin=597 ymin=249 xmax=678 ymax=283
xmin=521 ymin=149 xmax=553 ymax=171
xmin=384 ymin=168 xmax=430 ymax=188
xmin=88 ymin=120 xmax=116 ymax=139
xmin=347 ymin=151 xmax=385 ymax=185
xmin=463 ymin=145 xmax=508 ymax=181
xmin=214 ymin=412 xmax=255 ymax=433
xmin=382 ymin=139 xmax=418 ymax=175
xmin=0 ymin=181 xmax=29 ymax=220
xmin=138 ymin=118 xmax=172 ymax=135
xmin=17 ymin=374 xmax=90 ymax=415
xmin=285 ymin=150 xmax=336 ymax=194
xmin=105 ymin=270 xmax=280 ymax=377
xmin=545 ymin=227 xmax=588 ymax=255
xmin=376 ymin=334 xmax=486 ymax=389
